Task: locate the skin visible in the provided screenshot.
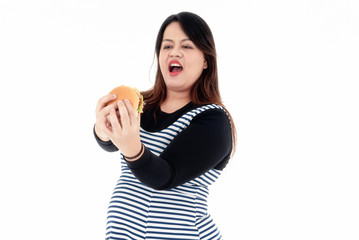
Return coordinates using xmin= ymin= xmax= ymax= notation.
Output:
xmin=95 ymin=96 xmax=142 ymax=160
xmin=159 ymin=22 xmax=207 ymax=113
xmin=94 ymin=21 xmax=207 ymax=160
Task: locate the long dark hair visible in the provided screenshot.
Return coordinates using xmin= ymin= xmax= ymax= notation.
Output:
xmin=142 ymin=12 xmax=237 ymax=156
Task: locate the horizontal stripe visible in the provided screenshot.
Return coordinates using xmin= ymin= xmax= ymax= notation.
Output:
xmin=106 ymin=220 xmax=146 ymax=235
xmin=146 ymin=237 xmax=199 ymax=240
xmin=140 ymin=133 xmax=170 ymax=146
xmin=146 ymin=230 xmax=199 ymax=237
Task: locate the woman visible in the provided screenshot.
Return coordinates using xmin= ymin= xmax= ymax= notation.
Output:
xmin=94 ymin=12 xmax=236 ymax=240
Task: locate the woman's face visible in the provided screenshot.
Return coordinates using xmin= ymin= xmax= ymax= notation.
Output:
xmin=159 ymin=22 xmax=207 ymax=96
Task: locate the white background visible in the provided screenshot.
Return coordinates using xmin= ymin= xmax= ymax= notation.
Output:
xmin=1 ymin=0 xmax=358 ymax=239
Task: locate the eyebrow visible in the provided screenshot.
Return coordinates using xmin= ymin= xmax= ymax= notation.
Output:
xmin=162 ymin=38 xmax=192 ymax=43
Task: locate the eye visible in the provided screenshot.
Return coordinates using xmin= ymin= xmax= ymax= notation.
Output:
xmin=183 ymin=45 xmax=193 ymax=49
xmin=163 ymin=45 xmax=172 ymax=50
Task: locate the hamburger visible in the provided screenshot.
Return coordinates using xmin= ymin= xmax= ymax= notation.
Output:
xmin=106 ymin=85 xmax=144 ymax=116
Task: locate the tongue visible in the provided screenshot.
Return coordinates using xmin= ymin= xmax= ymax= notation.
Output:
xmin=172 ymin=67 xmax=182 ymax=72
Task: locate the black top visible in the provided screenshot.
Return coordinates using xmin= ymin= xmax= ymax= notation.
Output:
xmin=94 ymin=102 xmax=232 ymax=190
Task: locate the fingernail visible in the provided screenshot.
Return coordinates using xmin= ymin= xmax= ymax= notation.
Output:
xmin=124 ymin=99 xmax=129 ymax=103
xmin=112 ymin=94 xmax=117 ymax=99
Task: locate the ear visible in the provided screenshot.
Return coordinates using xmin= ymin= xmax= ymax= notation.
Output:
xmin=204 ymin=60 xmax=208 ymax=69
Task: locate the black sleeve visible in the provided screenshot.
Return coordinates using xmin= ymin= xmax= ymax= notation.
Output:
xmin=126 ymin=109 xmax=232 ymax=190
xmin=93 ymin=125 xmax=119 ymax=152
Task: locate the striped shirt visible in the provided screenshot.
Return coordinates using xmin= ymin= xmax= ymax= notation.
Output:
xmin=98 ymin=104 xmax=232 ymax=239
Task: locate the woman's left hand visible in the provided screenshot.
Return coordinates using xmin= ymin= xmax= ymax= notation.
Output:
xmin=102 ymin=99 xmax=142 ymax=158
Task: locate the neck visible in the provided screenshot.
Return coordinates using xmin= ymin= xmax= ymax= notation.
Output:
xmin=161 ymin=90 xmax=191 ymax=113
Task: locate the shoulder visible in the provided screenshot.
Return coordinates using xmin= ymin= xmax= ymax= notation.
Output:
xmin=190 ymin=104 xmax=230 ymax=125
xmin=184 ymin=105 xmax=233 ymax=170
xmin=186 ymin=104 xmax=232 ymax=140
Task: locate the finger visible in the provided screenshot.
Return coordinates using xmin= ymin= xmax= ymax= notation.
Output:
xmin=124 ymin=99 xmax=136 ymax=126
xmin=137 ymin=113 xmax=141 ymax=129
xmin=117 ymin=100 xmax=130 ymax=128
xmin=100 ymin=116 xmax=113 ymax=137
xmin=109 ymin=108 xmax=122 ymax=133
xmin=99 ymin=102 xmax=118 ymax=118
xmin=96 ymin=94 xmax=117 ymax=113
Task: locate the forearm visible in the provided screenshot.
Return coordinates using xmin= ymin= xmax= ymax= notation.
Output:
xmin=126 ymin=147 xmax=173 ymax=190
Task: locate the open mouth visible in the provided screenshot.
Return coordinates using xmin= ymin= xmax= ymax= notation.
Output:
xmin=168 ymin=60 xmax=183 ymax=75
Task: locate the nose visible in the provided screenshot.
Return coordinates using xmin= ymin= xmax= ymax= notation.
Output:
xmin=169 ymin=47 xmax=183 ymax=58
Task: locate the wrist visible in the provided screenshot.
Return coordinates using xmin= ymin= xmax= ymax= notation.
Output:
xmin=123 ymin=143 xmax=145 ymax=162
xmin=94 ymin=124 xmax=110 ymax=142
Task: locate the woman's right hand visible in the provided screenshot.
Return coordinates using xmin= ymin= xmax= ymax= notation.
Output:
xmin=95 ymin=94 xmax=118 ymax=142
